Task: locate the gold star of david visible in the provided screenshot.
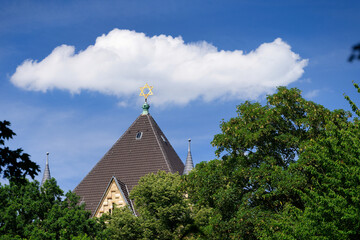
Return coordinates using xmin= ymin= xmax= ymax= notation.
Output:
xmin=139 ymin=83 xmax=153 ymax=100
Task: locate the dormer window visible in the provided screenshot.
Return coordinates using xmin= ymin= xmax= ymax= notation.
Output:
xmin=136 ymin=132 xmax=143 ymax=139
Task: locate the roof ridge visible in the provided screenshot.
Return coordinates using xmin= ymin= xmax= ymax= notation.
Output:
xmin=125 ymin=184 xmax=136 ymax=216
xmin=147 ymin=114 xmax=173 ymax=172
xmin=113 ymin=177 xmax=134 ymax=214
xmin=93 ymin=176 xmax=114 ymax=217
xmin=149 ymin=115 xmax=185 ymax=174
xmin=73 ymin=115 xmax=142 ymax=192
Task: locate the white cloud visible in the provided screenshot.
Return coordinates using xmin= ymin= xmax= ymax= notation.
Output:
xmin=11 ymin=29 xmax=308 ymax=106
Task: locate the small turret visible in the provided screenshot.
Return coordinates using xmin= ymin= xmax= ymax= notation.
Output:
xmin=183 ymin=139 xmax=194 ymax=175
xmin=41 ymin=152 xmax=51 ymax=186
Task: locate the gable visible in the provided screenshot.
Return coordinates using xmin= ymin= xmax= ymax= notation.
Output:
xmin=94 ymin=177 xmax=132 ymax=218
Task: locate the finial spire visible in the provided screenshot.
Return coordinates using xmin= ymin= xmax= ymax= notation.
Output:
xmin=183 ymin=138 xmax=194 ymax=175
xmin=139 ymin=83 xmax=153 ymax=115
xmin=41 ymin=152 xmax=51 ymax=186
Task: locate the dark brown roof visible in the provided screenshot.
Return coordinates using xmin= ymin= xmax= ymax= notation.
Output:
xmin=115 ymin=178 xmax=132 ymax=211
xmin=73 ymin=114 xmax=184 ymax=215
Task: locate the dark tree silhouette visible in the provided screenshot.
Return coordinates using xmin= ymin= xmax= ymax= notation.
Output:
xmin=0 ymin=120 xmax=39 ymax=182
xmin=349 ymin=43 xmax=360 ymax=62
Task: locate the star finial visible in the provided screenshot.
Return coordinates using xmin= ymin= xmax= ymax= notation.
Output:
xmin=139 ymin=83 xmax=153 ymax=101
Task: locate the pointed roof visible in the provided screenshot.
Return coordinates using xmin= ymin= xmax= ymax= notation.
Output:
xmin=41 ymin=152 xmax=51 ymax=186
xmin=73 ymin=113 xmax=184 ymax=215
xmin=183 ymin=139 xmax=194 ymax=175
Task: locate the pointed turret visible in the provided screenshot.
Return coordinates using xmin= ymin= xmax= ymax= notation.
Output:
xmin=41 ymin=152 xmax=51 ymax=186
xmin=183 ymin=139 xmax=194 ymax=175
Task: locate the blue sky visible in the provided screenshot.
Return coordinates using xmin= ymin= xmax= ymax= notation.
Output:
xmin=1 ymin=0 xmax=360 ymax=192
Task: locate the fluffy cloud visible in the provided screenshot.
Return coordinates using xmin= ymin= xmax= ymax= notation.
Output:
xmin=11 ymin=29 xmax=308 ymax=106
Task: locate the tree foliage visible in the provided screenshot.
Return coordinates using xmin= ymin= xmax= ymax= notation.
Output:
xmin=0 ymin=177 xmax=106 ymax=239
xmin=4 ymin=84 xmax=360 ymax=239
xmin=0 ymin=120 xmax=39 ymax=182
xmin=349 ymin=43 xmax=360 ymax=62
xmin=107 ymin=87 xmax=360 ymax=239
xmin=344 ymin=81 xmax=360 ymax=117
xmin=106 ymin=207 xmax=142 ymax=240
xmin=107 ymin=171 xmax=196 ymax=240
xmin=0 ymin=121 xmax=106 ymax=239
xmin=184 ymin=87 xmax=360 ymax=239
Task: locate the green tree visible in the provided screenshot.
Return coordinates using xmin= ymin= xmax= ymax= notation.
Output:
xmin=256 ymin=111 xmax=360 ymax=239
xmin=344 ymin=81 xmax=360 ymax=117
xmin=107 ymin=171 xmax=196 ymax=240
xmin=0 ymin=120 xmax=39 ymax=182
xmin=185 ymin=87 xmax=360 ymax=239
xmin=0 ymin=120 xmax=106 ymax=239
xmin=0 ymin=178 xmax=106 ymax=240
xmin=104 ymin=87 xmax=360 ymax=239
xmin=106 ymin=207 xmax=143 ymax=240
